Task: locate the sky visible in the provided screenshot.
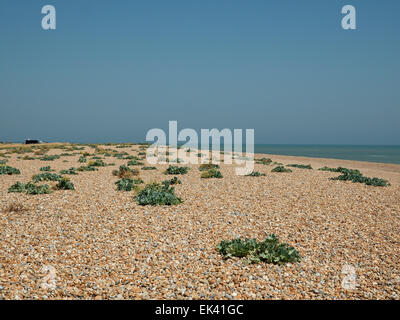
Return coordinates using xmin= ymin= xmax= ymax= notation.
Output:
xmin=0 ymin=0 xmax=399 ymax=144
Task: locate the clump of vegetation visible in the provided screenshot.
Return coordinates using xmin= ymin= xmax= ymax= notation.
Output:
xmin=135 ymin=183 xmax=182 ymax=206
xmin=330 ymin=169 xmax=389 ymax=187
xmin=112 ymin=165 xmax=139 ymax=178
xmin=78 ymin=156 xmax=87 ymax=163
xmin=40 ymin=155 xmax=60 ymax=161
xmin=25 ymin=182 xmax=52 ymax=195
xmin=271 ymin=166 xmax=292 ymax=173
xmin=115 ymin=178 xmax=143 ymax=191
xmin=40 ymin=166 xmax=53 ymax=172
xmin=8 ymin=182 xmax=27 ymax=193
xmin=287 ymin=164 xmax=312 ymax=169
xmin=245 ymin=171 xmax=266 ymax=177
xmin=0 ymin=165 xmax=21 ymax=175
xmin=216 ymin=234 xmax=301 ymax=265
xmin=165 ymin=165 xmax=190 ymax=175
xmin=3 ymin=202 xmax=27 ymax=214
xmin=256 ymin=158 xmax=272 ymax=165
xmin=22 ymin=155 xmax=36 ymax=160
xmin=319 ymin=166 xmax=389 ymax=187
xmin=162 ymin=177 xmax=182 ymax=188
xmin=88 ymin=159 xmax=106 ymax=167
xmin=59 ymin=167 xmax=78 ymax=175
xmin=55 ymin=177 xmax=75 ymax=190
xmin=142 ymin=166 xmax=157 ymax=170
xmin=128 ymin=160 xmax=144 ymax=166
xmin=201 ymin=168 xmax=223 ymax=179
xmin=78 ymin=165 xmax=98 ymax=172
xmin=32 ymin=172 xmax=62 ymax=183
xmin=199 ymin=163 xmax=220 ymax=171
xmin=0 ymin=159 xmax=8 ymax=165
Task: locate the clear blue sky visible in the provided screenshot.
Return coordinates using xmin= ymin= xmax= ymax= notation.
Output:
xmin=0 ymin=0 xmax=399 ymax=144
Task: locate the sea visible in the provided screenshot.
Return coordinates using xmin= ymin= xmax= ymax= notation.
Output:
xmin=252 ymin=145 xmax=400 ymax=165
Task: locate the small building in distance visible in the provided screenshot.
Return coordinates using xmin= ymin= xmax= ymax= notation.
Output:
xmin=25 ymin=139 xmax=47 ymax=145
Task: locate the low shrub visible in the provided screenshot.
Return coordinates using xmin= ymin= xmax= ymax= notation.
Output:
xmin=59 ymin=167 xmax=78 ymax=175
xmin=55 ymin=177 xmax=75 ymax=190
xmin=0 ymin=165 xmax=21 ymax=175
xmin=115 ymin=178 xmax=143 ymax=191
xmin=271 ymin=166 xmax=292 ymax=173
xmin=142 ymin=166 xmax=157 ymax=170
xmin=32 ymin=172 xmax=62 ymax=182
xmin=135 ymin=183 xmax=182 ymax=206
xmin=162 ymin=177 xmax=182 ymax=188
xmin=112 ymin=165 xmax=139 ymax=178
xmin=199 ymin=163 xmax=220 ymax=171
xmin=128 ymin=160 xmax=144 ymax=166
xmin=78 ymin=156 xmax=87 ymax=163
xmin=245 ymin=171 xmax=266 ymax=177
xmin=201 ymin=168 xmax=223 ymax=179
xmin=78 ymin=165 xmax=98 ymax=172
xmin=330 ymin=169 xmax=389 ymax=187
xmin=216 ymin=234 xmax=301 ymax=265
xmin=256 ymin=158 xmax=272 ymax=165
xmin=40 ymin=155 xmax=60 ymax=161
xmin=8 ymin=182 xmax=27 ymax=193
xmin=40 ymin=166 xmax=53 ymax=172
xmin=88 ymin=159 xmax=106 ymax=167
xmin=287 ymin=164 xmax=312 ymax=169
xmin=165 ymin=165 xmax=189 ymax=175
xmin=25 ymin=183 xmax=52 ymax=195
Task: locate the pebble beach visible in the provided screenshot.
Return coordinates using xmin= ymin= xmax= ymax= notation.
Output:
xmin=1 ymin=144 xmax=399 ymax=300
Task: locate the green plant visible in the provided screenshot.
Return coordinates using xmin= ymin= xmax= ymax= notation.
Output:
xmin=271 ymin=166 xmax=292 ymax=173
xmin=32 ymin=172 xmax=62 ymax=182
xmin=0 ymin=159 xmax=8 ymax=165
xmin=88 ymin=159 xmax=106 ymax=167
xmin=115 ymin=178 xmax=143 ymax=191
xmin=25 ymin=182 xmax=52 ymax=195
xmin=162 ymin=177 xmax=182 ymax=188
xmin=78 ymin=165 xmax=98 ymax=172
xmin=201 ymin=168 xmax=223 ymax=179
xmin=40 ymin=155 xmax=60 ymax=161
xmin=330 ymin=169 xmax=389 ymax=187
xmin=78 ymin=156 xmax=87 ymax=163
xmin=245 ymin=171 xmax=266 ymax=177
xmin=55 ymin=177 xmax=75 ymax=190
xmin=135 ymin=183 xmax=182 ymax=206
xmin=0 ymin=165 xmax=21 ymax=175
xmin=59 ymin=167 xmax=78 ymax=175
xmin=142 ymin=166 xmax=157 ymax=170
xmin=8 ymin=182 xmax=27 ymax=193
xmin=165 ymin=165 xmax=189 ymax=175
xmin=199 ymin=163 xmax=220 ymax=171
xmin=216 ymin=234 xmax=301 ymax=265
xmin=127 ymin=160 xmax=144 ymax=166
xmin=40 ymin=166 xmax=53 ymax=172
xmin=112 ymin=165 xmax=139 ymax=178
xmin=256 ymin=158 xmax=272 ymax=165
xmin=287 ymin=164 xmax=312 ymax=169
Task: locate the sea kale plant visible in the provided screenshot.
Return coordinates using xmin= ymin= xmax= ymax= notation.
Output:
xmin=112 ymin=165 xmax=139 ymax=178
xmin=55 ymin=177 xmax=75 ymax=190
xmin=115 ymin=178 xmax=143 ymax=191
xmin=162 ymin=177 xmax=182 ymax=188
xmin=245 ymin=171 xmax=266 ymax=177
xmin=32 ymin=172 xmax=62 ymax=183
xmin=287 ymin=164 xmax=312 ymax=169
xmin=319 ymin=167 xmax=389 ymax=187
xmin=0 ymin=165 xmax=21 ymax=175
xmin=271 ymin=166 xmax=292 ymax=173
xmin=135 ymin=183 xmax=182 ymax=206
xmin=199 ymin=163 xmax=220 ymax=171
xmin=165 ymin=165 xmax=190 ymax=175
xmin=216 ymin=234 xmax=301 ymax=265
xmin=201 ymin=168 xmax=223 ymax=179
